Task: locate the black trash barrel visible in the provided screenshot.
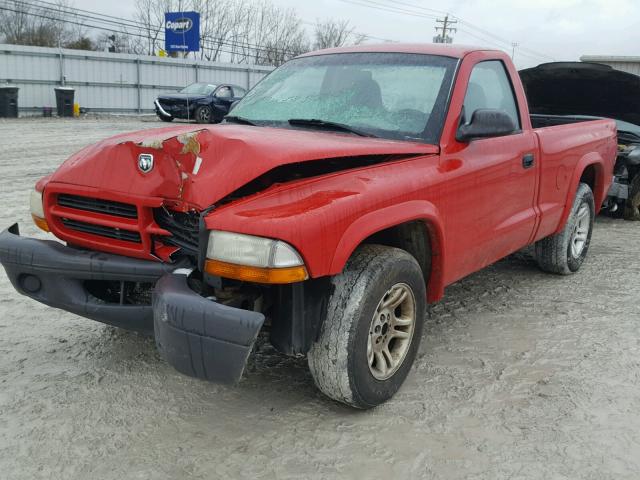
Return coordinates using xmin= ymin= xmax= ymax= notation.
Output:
xmin=54 ymin=87 xmax=75 ymax=117
xmin=0 ymin=86 xmax=19 ymax=118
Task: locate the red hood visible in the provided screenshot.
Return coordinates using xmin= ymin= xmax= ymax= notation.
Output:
xmin=50 ymin=124 xmax=438 ymax=210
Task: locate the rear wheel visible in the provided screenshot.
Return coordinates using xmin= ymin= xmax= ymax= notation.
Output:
xmin=307 ymin=245 xmax=426 ymax=409
xmin=535 ymin=182 xmax=595 ymax=274
xmin=194 ymin=106 xmax=212 ymax=124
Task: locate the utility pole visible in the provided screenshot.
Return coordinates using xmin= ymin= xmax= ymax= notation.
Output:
xmin=434 ymin=15 xmax=457 ymax=44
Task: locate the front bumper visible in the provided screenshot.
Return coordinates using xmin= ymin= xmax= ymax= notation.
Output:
xmin=153 ymin=274 xmax=265 ymax=383
xmin=154 ymin=99 xmax=173 ymax=119
xmin=0 ymin=224 xmax=265 ymax=383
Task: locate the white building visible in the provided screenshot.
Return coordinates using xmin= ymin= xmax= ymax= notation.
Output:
xmin=580 ymin=55 xmax=640 ymax=76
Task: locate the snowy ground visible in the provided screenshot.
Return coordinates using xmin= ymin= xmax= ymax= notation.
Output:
xmin=1 ymin=117 xmax=639 ymax=479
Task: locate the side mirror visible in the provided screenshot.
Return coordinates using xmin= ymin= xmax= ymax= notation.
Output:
xmin=456 ymin=108 xmax=517 ymax=142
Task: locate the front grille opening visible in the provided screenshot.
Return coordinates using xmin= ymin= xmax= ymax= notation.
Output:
xmin=153 ymin=207 xmax=200 ymax=257
xmin=58 ymin=194 xmax=138 ymax=219
xmin=61 ymin=218 xmax=142 ymax=243
xmin=85 ymin=280 xmax=154 ymax=305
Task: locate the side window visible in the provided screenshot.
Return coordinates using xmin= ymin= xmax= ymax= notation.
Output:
xmin=463 ymin=60 xmax=520 ymax=129
xmin=216 ymin=86 xmax=232 ymax=99
xmin=233 ymin=86 xmax=247 ymax=98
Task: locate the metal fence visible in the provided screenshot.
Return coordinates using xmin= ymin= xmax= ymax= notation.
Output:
xmin=0 ymin=43 xmax=274 ymax=114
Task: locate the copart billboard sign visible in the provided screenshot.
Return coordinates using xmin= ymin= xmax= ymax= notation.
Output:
xmin=165 ymin=11 xmax=200 ymax=52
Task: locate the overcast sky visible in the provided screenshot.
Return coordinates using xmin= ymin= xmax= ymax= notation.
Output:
xmin=82 ymin=0 xmax=640 ymax=69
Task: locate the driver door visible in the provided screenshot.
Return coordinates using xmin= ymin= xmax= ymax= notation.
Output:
xmin=438 ymin=60 xmax=538 ymax=283
xmin=213 ymin=85 xmax=234 ymax=114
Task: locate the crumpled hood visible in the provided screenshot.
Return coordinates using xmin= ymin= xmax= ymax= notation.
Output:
xmin=50 ymin=124 xmax=438 ymax=210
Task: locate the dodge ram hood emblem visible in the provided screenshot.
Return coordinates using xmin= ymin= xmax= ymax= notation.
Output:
xmin=138 ymin=154 xmax=154 ymax=173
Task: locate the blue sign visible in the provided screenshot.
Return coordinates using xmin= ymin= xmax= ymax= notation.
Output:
xmin=165 ymin=11 xmax=200 ymax=52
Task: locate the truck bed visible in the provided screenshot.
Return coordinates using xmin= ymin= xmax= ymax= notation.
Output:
xmin=530 ymin=113 xmax=603 ymax=129
xmin=530 ymin=115 xmax=616 ymax=240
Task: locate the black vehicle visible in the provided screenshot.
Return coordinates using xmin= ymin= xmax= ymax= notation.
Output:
xmin=520 ymin=62 xmax=640 ymax=220
xmin=154 ymin=82 xmax=247 ymax=124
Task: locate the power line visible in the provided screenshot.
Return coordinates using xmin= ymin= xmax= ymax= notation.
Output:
xmin=24 ymin=0 xmax=398 ymax=45
xmin=16 ymin=0 xmax=303 ymax=56
xmin=385 ymin=0 xmax=555 ymax=61
xmin=4 ymin=0 xmax=398 ymax=58
xmin=1 ymin=0 xmax=305 ymax=58
xmin=0 ymin=3 xmax=253 ymax=58
xmin=341 ymin=0 xmax=555 ymax=62
xmin=299 ymin=19 xmax=396 ymax=43
xmin=339 ymin=0 xmax=439 ymax=19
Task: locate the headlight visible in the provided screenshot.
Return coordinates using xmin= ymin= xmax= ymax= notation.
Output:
xmin=29 ymin=188 xmax=49 ymax=232
xmin=30 ymin=189 xmax=45 ymax=218
xmin=205 ymin=230 xmax=308 ymax=284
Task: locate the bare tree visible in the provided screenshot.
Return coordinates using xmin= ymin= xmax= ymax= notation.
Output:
xmin=135 ymin=0 xmax=180 ymax=55
xmin=1 ymin=0 xmax=371 ymax=61
xmin=259 ymin=6 xmax=309 ymax=66
xmin=313 ymin=19 xmax=363 ymax=50
xmin=227 ymin=1 xmax=308 ymax=66
xmin=191 ymin=0 xmax=238 ymax=61
xmin=63 ymin=36 xmax=96 ymax=51
xmin=0 ymin=0 xmax=88 ymax=48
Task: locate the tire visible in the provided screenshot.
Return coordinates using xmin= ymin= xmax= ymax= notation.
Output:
xmin=535 ymin=182 xmax=595 ymax=274
xmin=194 ymin=106 xmax=212 ymax=124
xmin=307 ymin=244 xmax=426 ymax=409
xmin=624 ymin=174 xmax=640 ymax=221
xmin=159 ymin=115 xmax=173 ymax=122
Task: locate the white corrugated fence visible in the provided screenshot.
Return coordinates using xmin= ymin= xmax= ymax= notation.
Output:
xmin=0 ymin=43 xmax=274 ymax=114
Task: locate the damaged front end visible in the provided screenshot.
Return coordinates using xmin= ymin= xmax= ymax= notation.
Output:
xmin=0 ymin=224 xmax=266 ymax=383
xmin=0 ymin=123 xmax=436 ymax=383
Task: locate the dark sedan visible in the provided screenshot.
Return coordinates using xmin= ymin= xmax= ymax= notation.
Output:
xmin=154 ymin=83 xmax=247 ymax=124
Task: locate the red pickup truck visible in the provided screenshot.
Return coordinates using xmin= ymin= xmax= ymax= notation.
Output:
xmin=0 ymin=44 xmax=617 ymax=408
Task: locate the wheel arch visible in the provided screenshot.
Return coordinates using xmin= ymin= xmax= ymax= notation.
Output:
xmin=555 ymin=154 xmax=606 ymax=235
xmin=328 ymin=200 xmax=446 ymax=303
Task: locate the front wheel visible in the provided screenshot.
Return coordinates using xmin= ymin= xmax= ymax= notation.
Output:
xmin=194 ymin=105 xmax=212 ymax=124
xmin=307 ymin=245 xmax=426 ymax=409
xmin=535 ymin=182 xmax=595 ymax=274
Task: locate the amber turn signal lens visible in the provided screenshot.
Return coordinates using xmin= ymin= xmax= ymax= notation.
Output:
xmin=31 ymin=214 xmax=50 ymax=232
xmin=204 ymin=259 xmax=308 ymax=284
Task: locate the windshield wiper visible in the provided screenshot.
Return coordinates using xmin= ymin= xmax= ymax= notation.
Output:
xmin=287 ymin=118 xmax=376 ymax=137
xmin=224 ymin=115 xmax=259 ymax=126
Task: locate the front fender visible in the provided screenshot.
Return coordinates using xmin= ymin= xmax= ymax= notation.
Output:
xmin=203 ymin=154 xmax=444 ymax=296
xmin=328 ymin=200 xmax=447 ymax=302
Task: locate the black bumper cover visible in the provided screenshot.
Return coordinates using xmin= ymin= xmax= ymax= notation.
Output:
xmin=153 ymin=274 xmax=264 ymax=383
xmin=0 ymin=224 xmax=265 ymax=383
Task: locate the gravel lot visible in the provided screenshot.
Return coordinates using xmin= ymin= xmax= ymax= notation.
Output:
xmin=1 ymin=117 xmax=639 ymax=479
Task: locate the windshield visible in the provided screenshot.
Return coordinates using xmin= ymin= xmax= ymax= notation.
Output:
xmin=179 ymin=83 xmax=217 ymax=95
xmin=231 ymin=52 xmax=458 ymax=143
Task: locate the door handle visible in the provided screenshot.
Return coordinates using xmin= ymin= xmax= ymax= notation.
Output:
xmin=522 ymin=154 xmax=535 ymax=169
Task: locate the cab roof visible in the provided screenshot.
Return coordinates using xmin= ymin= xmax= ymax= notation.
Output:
xmin=298 ymin=43 xmax=500 ymax=59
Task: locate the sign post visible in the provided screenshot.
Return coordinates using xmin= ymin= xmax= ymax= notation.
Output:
xmin=165 ymin=11 xmax=200 ymax=53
